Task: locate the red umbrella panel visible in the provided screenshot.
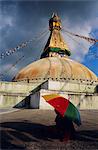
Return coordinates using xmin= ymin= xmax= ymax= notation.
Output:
xmin=42 ymin=94 xmax=81 ymax=126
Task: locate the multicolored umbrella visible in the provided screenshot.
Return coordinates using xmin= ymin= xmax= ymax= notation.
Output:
xmin=42 ymin=94 xmax=81 ymax=126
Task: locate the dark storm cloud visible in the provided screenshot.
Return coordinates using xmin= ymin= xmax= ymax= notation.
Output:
xmin=0 ymin=1 xmax=97 ymax=50
xmin=1 ymin=1 xmax=97 ymax=41
xmin=0 ymin=1 xmax=98 ymax=80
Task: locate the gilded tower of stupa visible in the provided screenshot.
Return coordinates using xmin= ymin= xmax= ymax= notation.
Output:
xmin=41 ymin=13 xmax=71 ymax=58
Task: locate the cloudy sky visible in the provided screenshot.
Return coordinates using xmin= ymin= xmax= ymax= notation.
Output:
xmin=0 ymin=0 xmax=98 ymax=81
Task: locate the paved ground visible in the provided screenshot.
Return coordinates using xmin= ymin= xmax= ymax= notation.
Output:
xmin=0 ymin=109 xmax=98 ymax=150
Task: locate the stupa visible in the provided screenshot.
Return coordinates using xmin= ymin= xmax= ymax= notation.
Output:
xmin=0 ymin=13 xmax=98 ymax=109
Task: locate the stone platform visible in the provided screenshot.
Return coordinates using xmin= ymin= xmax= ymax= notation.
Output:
xmin=0 ymin=109 xmax=98 ymax=150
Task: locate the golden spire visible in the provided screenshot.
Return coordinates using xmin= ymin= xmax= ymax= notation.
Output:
xmin=49 ymin=13 xmax=62 ymax=31
xmin=41 ymin=13 xmax=71 ymax=58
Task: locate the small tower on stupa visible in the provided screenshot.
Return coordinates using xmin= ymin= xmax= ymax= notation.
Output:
xmin=41 ymin=13 xmax=71 ymax=58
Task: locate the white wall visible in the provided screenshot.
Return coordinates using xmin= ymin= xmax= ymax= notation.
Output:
xmin=0 ymin=80 xmax=98 ymax=109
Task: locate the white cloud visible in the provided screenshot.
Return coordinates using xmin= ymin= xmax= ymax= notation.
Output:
xmin=0 ymin=15 xmax=14 ymax=30
xmin=0 ymin=63 xmax=19 ymax=80
xmin=62 ymin=15 xmax=98 ymax=62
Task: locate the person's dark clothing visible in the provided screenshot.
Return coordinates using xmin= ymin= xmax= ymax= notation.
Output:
xmin=55 ymin=110 xmax=75 ymax=141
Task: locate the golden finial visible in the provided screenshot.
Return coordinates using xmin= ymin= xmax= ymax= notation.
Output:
xmin=49 ymin=13 xmax=62 ymax=31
